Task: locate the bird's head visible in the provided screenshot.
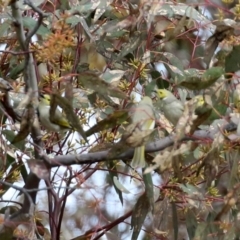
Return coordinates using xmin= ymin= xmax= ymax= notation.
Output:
xmin=39 ymin=94 xmax=51 ymax=105
xmin=195 ymin=96 xmax=205 ymax=107
xmin=154 ymin=89 xmax=169 ymax=99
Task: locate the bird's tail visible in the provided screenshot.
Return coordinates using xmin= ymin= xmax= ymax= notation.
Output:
xmin=132 ymin=146 xmax=145 ymax=168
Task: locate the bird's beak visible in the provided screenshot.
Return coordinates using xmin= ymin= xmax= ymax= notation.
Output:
xmin=39 ymin=93 xmax=44 ymax=100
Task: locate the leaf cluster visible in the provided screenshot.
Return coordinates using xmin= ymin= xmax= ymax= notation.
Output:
xmin=1 ymin=0 xmax=240 ymax=240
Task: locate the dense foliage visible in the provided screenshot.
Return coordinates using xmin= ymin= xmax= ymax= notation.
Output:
xmin=1 ymin=0 xmax=240 ymax=239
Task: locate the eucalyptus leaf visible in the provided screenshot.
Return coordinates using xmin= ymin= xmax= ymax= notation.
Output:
xmin=156 ymin=52 xmax=184 ymax=80
xmin=22 ymin=17 xmax=50 ymax=36
xmin=186 ymin=209 xmax=198 ymax=239
xmin=107 ymin=162 xmax=123 ymax=205
xmin=100 ymin=69 xmax=125 ymax=83
xmin=78 ymin=72 xmax=127 ymax=100
xmin=179 ymin=67 xmax=223 ymax=90
xmin=113 ymin=176 xmax=130 ymax=194
xmin=225 ymin=45 xmax=240 ymax=73
xmin=150 ymin=3 xmax=214 ymax=29
xmin=2 ymin=130 xmax=25 ymax=151
xmin=51 ymin=94 xmax=87 ymax=141
xmin=0 ymin=20 xmax=10 ymax=37
xmin=117 ymin=32 xmax=143 ymax=61
xmin=131 ymin=193 xmax=150 ymax=240
xmin=93 ymin=0 xmax=110 ymax=22
xmin=85 ymin=110 xmax=129 ymax=137
xmin=73 ymin=0 xmax=100 ymax=15
xmin=143 ymin=171 xmax=154 ymax=213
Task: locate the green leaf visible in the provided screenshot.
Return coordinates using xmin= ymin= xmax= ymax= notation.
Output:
xmin=113 ymin=176 xmax=130 ymax=194
xmin=2 ymin=130 xmax=25 ymax=151
xmin=59 ymin=0 xmax=70 ymax=10
xmin=194 ymin=212 xmax=219 ymax=239
xmin=143 ymin=172 xmax=154 ymax=213
xmin=227 ymin=151 xmax=239 ymax=189
xmin=51 ymin=94 xmax=88 ymax=141
xmin=208 ymin=104 xmax=227 ymax=122
xmin=179 ymin=183 xmax=200 ymax=195
xmin=73 ymin=94 xmax=90 ymax=109
xmin=0 ymin=20 xmax=10 ymax=37
xmin=19 ymin=159 xmax=29 ymax=183
xmin=96 ymin=40 xmax=116 ymax=59
xmin=202 ymin=67 xmax=224 ymax=84
xmin=0 ymin=226 xmax=14 ymax=240
xmin=100 ymin=70 xmax=125 ymax=83
xmin=205 ymin=79 xmax=228 ymax=122
xmin=22 ymin=17 xmax=50 ymax=36
xmin=75 ymin=16 xmax=93 ymax=41
xmin=5 ymin=154 xmax=15 ymax=170
xmin=146 ymin=70 xmax=169 ymax=95
xmin=18 ymin=0 xmax=45 ymax=8
xmin=85 ymin=110 xmax=129 ymax=137
xmin=72 ymin=0 xmax=100 ymax=16
xmin=156 ymin=79 xmax=170 ymax=89
xmin=164 ymin=16 xmax=187 ymax=42
xmin=107 ymin=161 xmax=123 ymax=205
xmin=0 ymin=206 xmax=20 ymax=214
xmin=93 ymin=0 xmax=110 ymax=22
xmin=214 ymin=49 xmax=230 ymax=68
xmin=204 ymin=34 xmax=219 ymax=67
xmin=179 ymin=67 xmax=223 ymax=90
xmin=185 ymin=209 xmax=198 ymax=239
xmin=145 ymin=79 xmax=157 ymax=96
xmin=117 ymin=32 xmax=143 ymax=61
xmin=131 ymin=192 xmax=150 ymax=240
xmin=78 ymin=72 xmax=127 ymax=100
xmin=87 ymin=92 xmax=98 ymax=106
xmin=156 ymin=52 xmax=184 ymax=80
xmin=193 ymin=223 xmax=208 ymax=240
xmin=7 ymin=61 xmax=25 ymax=79
xmin=152 ymin=3 xmax=214 ymax=28
xmin=177 ymin=68 xmax=201 ymax=88
xmin=183 ymin=68 xmax=201 ymax=81
xmin=225 ymin=45 xmax=240 ymax=73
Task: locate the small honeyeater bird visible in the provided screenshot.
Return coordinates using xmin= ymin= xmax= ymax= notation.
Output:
xmin=155 ymin=89 xmax=184 ymax=125
xmin=130 ymin=96 xmax=155 ymax=168
xmin=38 ymin=94 xmax=72 ymax=132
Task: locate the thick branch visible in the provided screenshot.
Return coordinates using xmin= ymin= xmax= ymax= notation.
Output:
xmin=9 ymin=0 xmax=47 ymax=222
xmin=11 ymin=0 xmax=26 ymax=50
xmin=49 ymin=130 xmax=215 ymax=167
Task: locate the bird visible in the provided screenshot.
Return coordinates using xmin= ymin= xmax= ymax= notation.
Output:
xmin=38 ymin=94 xmax=72 ymax=132
xmin=155 ymin=89 xmax=184 ymax=125
xmin=186 ymin=95 xmax=212 ymax=134
xmin=130 ymin=96 xmax=155 ymax=168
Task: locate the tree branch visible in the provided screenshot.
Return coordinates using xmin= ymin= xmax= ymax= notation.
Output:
xmin=49 ymin=130 xmax=215 ymax=167
xmin=9 ymin=0 xmax=47 ymax=224
xmin=24 ymin=0 xmax=49 ymax=44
